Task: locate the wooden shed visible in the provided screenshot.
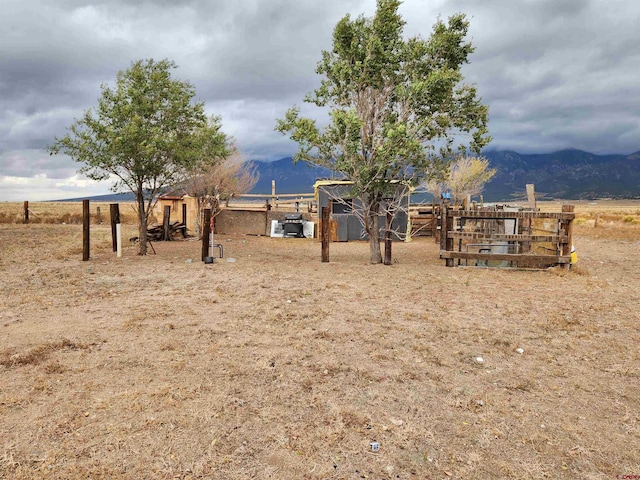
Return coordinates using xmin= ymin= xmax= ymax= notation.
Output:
xmin=314 ymin=180 xmax=410 ymax=242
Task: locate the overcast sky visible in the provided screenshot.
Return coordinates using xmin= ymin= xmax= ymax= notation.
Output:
xmin=1 ymin=0 xmax=639 ymax=201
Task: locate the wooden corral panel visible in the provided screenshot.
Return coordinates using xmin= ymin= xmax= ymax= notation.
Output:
xmin=439 ymin=205 xmax=575 ymax=268
xmin=409 ymin=204 xmax=439 ymax=237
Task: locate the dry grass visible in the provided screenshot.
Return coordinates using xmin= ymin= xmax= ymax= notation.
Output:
xmin=1 ymin=201 xmax=639 ymax=479
xmin=0 ymin=201 xmax=140 ymax=224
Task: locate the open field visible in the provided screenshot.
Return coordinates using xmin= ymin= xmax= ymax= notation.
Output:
xmin=2 ymin=199 xmax=640 ymax=226
xmin=1 ymin=202 xmax=639 ymax=479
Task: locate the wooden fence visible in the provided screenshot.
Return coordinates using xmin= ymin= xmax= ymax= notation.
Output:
xmin=439 ymin=204 xmax=575 ymax=268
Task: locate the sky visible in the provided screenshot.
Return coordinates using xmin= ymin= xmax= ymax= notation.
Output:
xmin=1 ymin=0 xmax=639 ymax=201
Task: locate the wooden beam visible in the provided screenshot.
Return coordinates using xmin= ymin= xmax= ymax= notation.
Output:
xmin=235 ymin=192 xmax=314 ymax=198
xmin=439 ymin=251 xmax=571 ymax=264
xmin=447 ymin=232 xmax=567 ymax=243
xmin=449 ymin=210 xmax=575 ymax=220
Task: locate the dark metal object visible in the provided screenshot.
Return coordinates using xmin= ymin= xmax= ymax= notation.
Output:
xmin=283 ymin=214 xmax=305 ymax=237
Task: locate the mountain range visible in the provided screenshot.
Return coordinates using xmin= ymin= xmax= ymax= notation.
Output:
xmin=249 ymin=149 xmax=640 ymax=201
xmin=57 ymin=149 xmax=639 ymax=202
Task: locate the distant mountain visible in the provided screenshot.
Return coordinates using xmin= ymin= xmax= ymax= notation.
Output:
xmin=247 ymin=157 xmax=336 ymax=194
xmin=249 ymin=149 xmax=640 ymax=200
xmin=56 ymin=192 xmax=136 ymax=202
xmin=56 ymin=149 xmax=640 ymax=202
xmin=482 ymin=149 xmax=640 ymax=200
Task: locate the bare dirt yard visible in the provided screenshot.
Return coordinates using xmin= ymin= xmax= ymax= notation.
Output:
xmin=1 ymin=203 xmax=639 ymax=479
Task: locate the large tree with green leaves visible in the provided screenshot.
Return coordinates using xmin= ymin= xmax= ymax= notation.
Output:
xmin=276 ymin=0 xmax=490 ymax=263
xmin=50 ymin=59 xmax=229 ymax=255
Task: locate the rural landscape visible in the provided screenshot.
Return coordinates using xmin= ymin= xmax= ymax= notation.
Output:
xmin=1 ymin=199 xmax=639 ymax=479
xmin=2 ymin=0 xmax=640 ymax=479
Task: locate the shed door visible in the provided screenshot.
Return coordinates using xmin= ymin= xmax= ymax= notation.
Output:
xmin=334 ymin=214 xmax=349 ymax=242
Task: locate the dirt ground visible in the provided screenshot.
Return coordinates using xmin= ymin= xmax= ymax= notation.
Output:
xmin=1 ymin=219 xmax=639 ymax=479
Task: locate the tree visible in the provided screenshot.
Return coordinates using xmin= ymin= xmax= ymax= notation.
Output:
xmin=181 ymin=149 xmax=258 ymax=234
xmin=446 ymin=155 xmax=496 ymax=205
xmin=276 ymin=0 xmax=490 ymax=263
xmin=49 ymin=59 xmax=225 ymax=254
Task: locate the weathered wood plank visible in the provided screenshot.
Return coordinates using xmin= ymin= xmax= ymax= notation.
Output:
xmin=439 ymin=251 xmax=571 ymax=264
xmin=449 ymin=210 xmax=575 ymax=220
xmin=447 ymin=232 xmax=567 ymax=242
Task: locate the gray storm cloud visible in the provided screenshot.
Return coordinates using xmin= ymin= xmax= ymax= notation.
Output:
xmin=1 ymin=0 xmax=639 ymax=200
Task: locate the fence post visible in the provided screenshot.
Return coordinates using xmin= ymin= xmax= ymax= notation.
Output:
xmin=562 ymin=205 xmax=575 ymax=269
xmin=202 ymin=208 xmax=212 ymax=261
xmin=182 ymin=203 xmax=187 ymax=231
xmin=110 ymin=204 xmax=120 ymax=252
xmin=162 ymin=205 xmax=171 ymax=241
xmin=321 ymin=206 xmax=330 ymax=263
xmin=23 ymin=201 xmax=29 ymax=224
xmin=82 ymin=200 xmax=90 ymax=261
xmin=271 ymin=180 xmax=276 ymax=210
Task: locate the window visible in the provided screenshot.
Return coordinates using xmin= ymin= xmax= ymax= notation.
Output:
xmin=332 ymin=199 xmax=353 ymax=214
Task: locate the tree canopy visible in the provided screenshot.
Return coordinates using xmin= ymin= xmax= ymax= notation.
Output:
xmin=277 ymin=0 xmax=490 ymax=263
xmin=50 ymin=59 xmax=230 ymax=254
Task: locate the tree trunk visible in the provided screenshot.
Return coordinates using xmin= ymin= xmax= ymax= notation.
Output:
xmin=363 ymin=196 xmax=383 ymax=264
xmin=137 ymin=193 xmax=148 ymax=255
xmin=384 ymin=209 xmax=392 ymax=265
xmin=368 ymin=211 xmax=382 ymax=264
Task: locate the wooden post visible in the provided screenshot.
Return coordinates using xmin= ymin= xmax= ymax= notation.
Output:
xmin=82 ymin=200 xmax=90 ymax=261
xmin=562 ymin=205 xmax=575 ymax=269
xmin=594 ymin=213 xmax=600 ymax=228
xmin=526 ymin=184 xmax=536 ymax=210
xmin=383 ymin=209 xmax=393 ymax=265
xmin=432 ymin=199 xmax=437 ymax=238
xmin=446 ymin=211 xmax=454 ymax=267
xmin=162 ymin=205 xmax=171 ymax=241
xmin=440 ymin=201 xmax=454 ymax=267
xmin=271 ymin=180 xmax=276 ymax=210
xmin=520 ymin=184 xmax=535 ymax=253
xmin=439 ymin=201 xmax=448 ymax=252
xmin=23 ymin=201 xmax=29 ymax=224
xmin=96 ymin=206 xmax=102 ymax=224
xmin=110 ymin=203 xmax=120 ymax=252
xmin=202 ymin=208 xmax=212 ymax=261
xmin=182 ymin=203 xmax=187 ymax=230
xmin=321 ymin=206 xmax=330 ymax=262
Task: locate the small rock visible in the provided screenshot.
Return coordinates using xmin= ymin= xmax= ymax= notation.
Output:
xmin=516 ymin=347 xmax=524 ymax=354
xmin=475 ymin=356 xmax=484 ymax=364
xmin=226 ymin=258 xmax=236 ymax=263
xmin=185 ymin=259 xmax=193 ymax=263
